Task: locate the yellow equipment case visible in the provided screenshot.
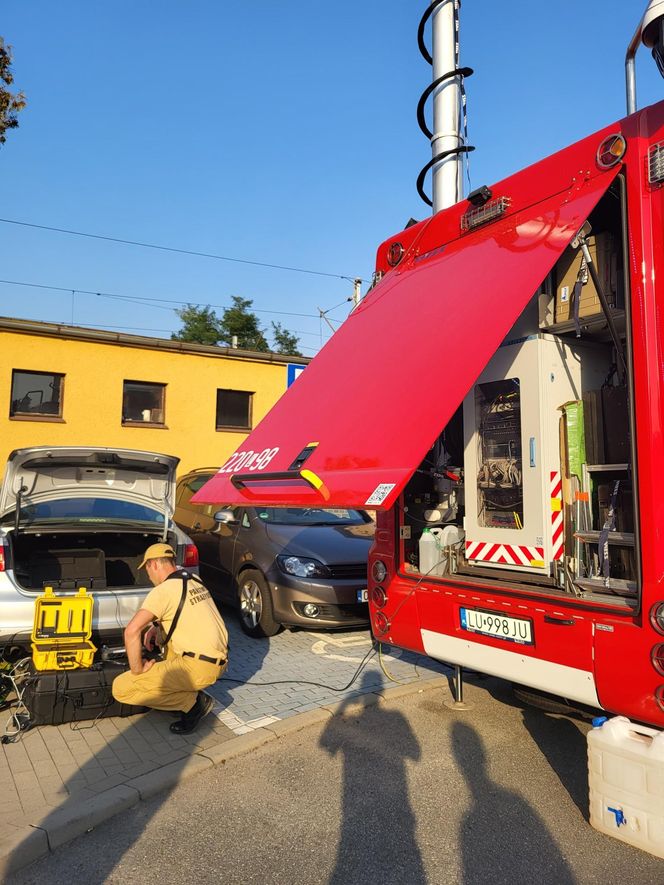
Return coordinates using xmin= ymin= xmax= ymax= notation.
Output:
xmin=30 ymin=585 xmax=97 ymax=671
xmin=23 ymin=586 xmax=147 ymax=725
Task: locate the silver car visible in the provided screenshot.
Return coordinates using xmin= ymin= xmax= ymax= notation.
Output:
xmin=0 ymin=446 xmax=198 ymax=656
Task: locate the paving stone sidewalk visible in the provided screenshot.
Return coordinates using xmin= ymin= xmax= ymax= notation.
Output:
xmin=208 ymin=615 xmax=449 ymax=733
xmin=0 ymin=612 xmax=450 ymax=875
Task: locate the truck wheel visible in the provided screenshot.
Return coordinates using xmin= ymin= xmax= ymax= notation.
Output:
xmin=237 ymin=569 xmax=280 ymax=638
xmin=512 ymin=685 xmax=599 ymax=720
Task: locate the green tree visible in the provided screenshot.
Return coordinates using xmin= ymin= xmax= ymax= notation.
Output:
xmin=218 ymin=295 xmax=269 ymax=352
xmin=172 ymin=297 xmax=301 ymax=354
xmin=171 ymin=304 xmax=221 ymax=345
xmin=271 ymin=321 xmax=302 ymax=356
xmin=0 ymin=39 xmax=26 ymax=146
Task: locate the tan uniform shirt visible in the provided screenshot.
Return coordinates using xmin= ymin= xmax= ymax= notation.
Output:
xmin=141 ymin=571 xmax=229 ymax=660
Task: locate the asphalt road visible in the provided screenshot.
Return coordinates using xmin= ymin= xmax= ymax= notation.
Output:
xmin=9 ymin=675 xmax=664 ymax=885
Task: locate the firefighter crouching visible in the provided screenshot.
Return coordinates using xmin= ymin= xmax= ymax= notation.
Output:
xmin=112 ymin=543 xmax=228 ymax=735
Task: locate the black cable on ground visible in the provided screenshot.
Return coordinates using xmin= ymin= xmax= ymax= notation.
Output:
xmin=219 ymin=640 xmax=380 ymax=693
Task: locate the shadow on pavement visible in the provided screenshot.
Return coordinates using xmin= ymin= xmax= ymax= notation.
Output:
xmin=481 ymin=677 xmax=591 ymax=822
xmin=452 ymin=721 xmax=576 ymax=885
xmin=520 ymin=706 xmax=589 ymax=821
xmin=204 ymin=604 xmax=269 ymax=713
xmin=319 ymin=671 xmax=426 ymax=885
xmin=6 ymin=613 xmax=269 ymax=881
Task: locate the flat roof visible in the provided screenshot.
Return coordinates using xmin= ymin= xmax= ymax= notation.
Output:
xmin=0 ymin=315 xmax=311 ymax=366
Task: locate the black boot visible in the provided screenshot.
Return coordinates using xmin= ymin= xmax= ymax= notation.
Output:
xmin=169 ymin=692 xmax=213 ymax=735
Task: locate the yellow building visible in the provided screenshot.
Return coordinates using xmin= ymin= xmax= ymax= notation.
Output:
xmin=0 ymin=316 xmax=309 ymax=478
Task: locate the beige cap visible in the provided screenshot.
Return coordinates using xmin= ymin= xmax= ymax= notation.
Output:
xmin=138 ymin=543 xmax=176 ymax=570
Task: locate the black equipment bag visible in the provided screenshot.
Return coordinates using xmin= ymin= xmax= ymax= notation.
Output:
xmin=22 ymin=661 xmax=148 ymax=725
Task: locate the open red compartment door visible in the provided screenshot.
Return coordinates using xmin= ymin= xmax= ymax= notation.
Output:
xmin=194 ymin=168 xmax=618 ymax=511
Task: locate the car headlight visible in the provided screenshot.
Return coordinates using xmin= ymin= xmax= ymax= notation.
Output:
xmin=277 ymin=555 xmax=330 ymax=578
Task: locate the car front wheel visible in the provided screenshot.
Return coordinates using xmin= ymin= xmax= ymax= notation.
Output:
xmin=237 ymin=569 xmax=280 ymax=638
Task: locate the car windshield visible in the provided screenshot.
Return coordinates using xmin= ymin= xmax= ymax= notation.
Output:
xmin=2 ymin=497 xmax=163 ymax=525
xmin=255 ymin=507 xmax=369 ymax=526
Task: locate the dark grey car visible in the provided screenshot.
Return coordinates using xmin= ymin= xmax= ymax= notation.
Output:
xmin=174 ymin=469 xmax=373 ymax=638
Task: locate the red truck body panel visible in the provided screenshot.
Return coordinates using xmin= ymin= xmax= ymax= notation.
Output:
xmin=195 ymin=99 xmax=664 ymax=727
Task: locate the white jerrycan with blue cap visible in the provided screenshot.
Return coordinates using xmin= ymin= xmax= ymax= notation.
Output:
xmin=588 ymin=715 xmax=664 ymax=857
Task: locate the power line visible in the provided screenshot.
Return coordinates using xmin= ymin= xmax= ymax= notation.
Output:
xmin=96 ymin=292 xmax=329 ymax=320
xmin=0 ymin=217 xmax=367 ymax=283
xmin=0 ymin=277 xmax=332 ymax=351
xmin=0 ymin=277 xmax=338 ymax=321
xmin=64 ymin=321 xmax=321 ymax=340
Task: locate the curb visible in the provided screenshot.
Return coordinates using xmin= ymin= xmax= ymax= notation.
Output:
xmin=2 ymin=675 xmax=450 ymax=878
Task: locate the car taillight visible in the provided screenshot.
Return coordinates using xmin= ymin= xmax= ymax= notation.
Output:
xmin=183 ymin=544 xmax=199 ymax=567
xmin=0 ymin=542 xmax=6 ymax=572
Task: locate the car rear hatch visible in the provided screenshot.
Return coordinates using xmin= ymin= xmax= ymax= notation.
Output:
xmin=0 ymin=446 xmax=179 ymax=521
xmin=0 ymin=447 xmax=181 ymax=596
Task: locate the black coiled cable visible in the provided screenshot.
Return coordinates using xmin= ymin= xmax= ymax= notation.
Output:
xmin=416 ymin=0 xmax=474 ymax=207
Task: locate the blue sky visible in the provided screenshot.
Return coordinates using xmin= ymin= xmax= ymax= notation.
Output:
xmin=1 ymin=1 xmax=661 ymax=356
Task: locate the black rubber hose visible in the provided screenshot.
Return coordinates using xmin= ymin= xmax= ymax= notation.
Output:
xmin=417 ymin=0 xmax=447 ymax=65
xmin=416 ymin=145 xmax=475 ymax=208
xmin=415 ymin=2 xmax=474 ymax=207
xmin=417 ymin=66 xmax=474 ymax=139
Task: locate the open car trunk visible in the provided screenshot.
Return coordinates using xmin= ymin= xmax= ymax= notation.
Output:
xmin=9 ymin=529 xmax=179 ymax=591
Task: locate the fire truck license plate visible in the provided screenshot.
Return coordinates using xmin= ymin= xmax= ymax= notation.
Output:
xmin=357 ymin=589 xmax=368 ymax=603
xmin=460 ymin=608 xmax=533 ymax=645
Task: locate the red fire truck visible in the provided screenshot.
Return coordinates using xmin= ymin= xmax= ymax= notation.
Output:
xmin=196 ymin=5 xmax=664 ymax=728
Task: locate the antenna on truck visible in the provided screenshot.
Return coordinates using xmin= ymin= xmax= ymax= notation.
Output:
xmin=416 ymin=0 xmax=474 ymax=213
xmin=626 ymin=0 xmax=664 ymax=113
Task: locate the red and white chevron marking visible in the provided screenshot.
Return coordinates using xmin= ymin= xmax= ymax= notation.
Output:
xmin=465 ymin=540 xmax=545 ymax=568
xmin=550 ymin=470 xmax=564 ymax=560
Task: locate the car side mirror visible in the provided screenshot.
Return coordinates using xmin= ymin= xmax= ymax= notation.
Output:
xmin=214 ymin=509 xmax=237 ymax=524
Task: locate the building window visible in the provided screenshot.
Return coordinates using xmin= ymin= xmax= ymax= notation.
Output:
xmin=122 ymin=381 xmax=165 ymax=425
xmin=10 ymin=370 xmax=64 ymax=418
xmin=216 ymin=389 xmax=253 ymax=430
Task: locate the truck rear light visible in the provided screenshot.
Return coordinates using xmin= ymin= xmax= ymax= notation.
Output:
xmin=655 ymin=686 xmax=664 ymax=714
xmin=649 ymin=141 xmax=664 ymax=184
xmin=371 ymin=586 xmax=387 ymax=608
xmin=650 ymin=602 xmax=664 ymax=635
xmin=387 ymin=242 xmax=404 ymax=267
xmin=652 ymin=644 xmax=664 ymax=677
xmin=373 ymin=611 xmax=390 ymax=636
xmin=596 ymin=133 xmax=626 ymax=170
xmin=372 ymin=560 xmax=387 ymax=583
xmin=183 ymin=544 xmax=199 ymax=567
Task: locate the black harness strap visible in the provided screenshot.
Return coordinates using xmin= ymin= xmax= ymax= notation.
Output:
xmin=160 ymin=570 xmax=191 ymax=648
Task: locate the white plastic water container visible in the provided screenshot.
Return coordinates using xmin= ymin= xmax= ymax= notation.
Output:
xmin=438 ymin=525 xmax=464 ymax=548
xmin=419 ymin=526 xmax=464 ymax=577
xmin=419 ymin=527 xmax=445 ymax=577
xmin=588 ymin=715 xmax=664 ymax=858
